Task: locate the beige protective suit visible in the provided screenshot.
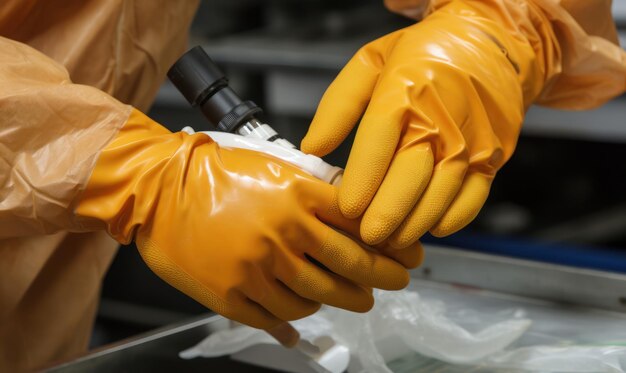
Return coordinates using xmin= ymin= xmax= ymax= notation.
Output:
xmin=0 ymin=0 xmax=623 ymax=372
xmin=0 ymin=1 xmax=198 ymax=371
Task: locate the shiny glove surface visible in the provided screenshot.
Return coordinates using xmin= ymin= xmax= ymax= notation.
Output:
xmin=76 ymin=110 xmax=413 ymax=332
xmin=302 ymin=0 xmax=550 ymax=248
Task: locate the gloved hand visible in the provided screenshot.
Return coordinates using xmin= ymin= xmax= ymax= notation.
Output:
xmin=302 ymin=0 xmax=553 ymax=248
xmin=75 ymin=110 xmax=414 ymax=344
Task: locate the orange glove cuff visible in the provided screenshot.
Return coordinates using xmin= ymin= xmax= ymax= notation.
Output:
xmin=75 ymin=109 xmax=187 ymax=243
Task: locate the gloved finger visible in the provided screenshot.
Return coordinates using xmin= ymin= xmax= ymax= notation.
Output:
xmin=229 ymin=296 xmax=285 ymax=330
xmin=375 ymin=240 xmax=424 ymax=269
xmin=248 ymin=279 xmax=322 ymax=322
xmin=312 ymin=224 xmax=410 ymax=290
xmin=389 ymin=161 xmax=467 ymax=248
xmin=284 ymin=260 xmax=375 ymax=312
xmin=137 ymin=236 xmax=282 ymax=330
xmin=430 ymin=172 xmax=493 ymax=237
xmin=309 ymin=184 xmax=419 ymax=269
xmin=361 ymin=143 xmax=434 ymax=245
xmin=301 ymin=44 xmax=382 ymax=157
xmin=266 ymin=322 xmax=300 ymax=348
xmin=337 ymin=89 xmax=411 ymax=219
xmin=313 ymin=186 xmax=362 ymax=239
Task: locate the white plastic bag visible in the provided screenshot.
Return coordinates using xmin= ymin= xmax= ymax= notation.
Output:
xmin=181 ymin=289 xmax=531 ymax=372
xmin=180 ymin=287 xmax=626 ymax=372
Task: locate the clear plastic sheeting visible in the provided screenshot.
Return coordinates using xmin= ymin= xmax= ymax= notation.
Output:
xmin=390 ymin=281 xmax=626 ymax=372
xmin=181 ymin=280 xmax=626 ymax=372
xmin=322 ymin=290 xmax=531 ymax=368
xmin=486 ymin=346 xmax=626 ymax=372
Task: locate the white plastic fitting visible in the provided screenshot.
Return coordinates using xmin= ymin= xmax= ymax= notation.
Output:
xmin=182 ymin=127 xmax=344 ymax=185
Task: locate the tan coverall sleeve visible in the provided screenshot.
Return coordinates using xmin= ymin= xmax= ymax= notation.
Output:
xmin=0 ymin=37 xmax=130 ymax=238
xmin=0 ymin=0 xmax=200 ymax=239
xmin=0 ymin=2 xmax=199 ymax=371
xmin=384 ymin=0 xmax=626 ymax=109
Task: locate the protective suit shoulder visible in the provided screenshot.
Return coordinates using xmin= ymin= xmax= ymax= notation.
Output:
xmin=0 ymin=0 xmax=200 ymax=111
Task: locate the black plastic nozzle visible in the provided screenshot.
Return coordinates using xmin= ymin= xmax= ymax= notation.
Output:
xmin=167 ymin=46 xmax=262 ymax=133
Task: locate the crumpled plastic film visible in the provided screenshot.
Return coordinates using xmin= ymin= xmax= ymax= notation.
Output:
xmin=181 ymin=287 xmax=626 ymax=372
xmin=486 ymin=346 xmax=626 ymax=372
xmin=339 ymin=290 xmax=531 ymax=365
xmin=180 ymin=289 xmax=532 ymax=371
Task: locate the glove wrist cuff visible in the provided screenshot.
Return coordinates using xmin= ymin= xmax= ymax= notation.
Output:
xmin=75 ymin=109 xmax=193 ymax=243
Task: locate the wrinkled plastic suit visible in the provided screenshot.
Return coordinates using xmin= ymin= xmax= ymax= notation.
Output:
xmin=302 ymin=0 xmax=626 ymax=248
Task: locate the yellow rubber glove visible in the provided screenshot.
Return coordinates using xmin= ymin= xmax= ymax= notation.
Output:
xmin=302 ymin=0 xmax=558 ymax=248
xmin=75 ymin=110 xmax=413 ymax=339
